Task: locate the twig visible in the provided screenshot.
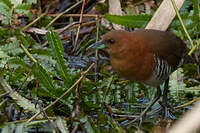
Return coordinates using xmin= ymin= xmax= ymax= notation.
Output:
xmin=41 ymin=22 xmax=81 ymax=48
xmin=48 ymin=14 xmax=103 ymax=18
xmin=72 ymin=0 xmax=86 ymax=52
xmin=20 ymin=44 xmax=37 ymax=63
xmin=39 ymin=103 xmax=59 ymax=133
xmin=95 ymin=17 xmax=100 ymax=82
xmin=4 ymin=117 xmax=70 ymax=125
xmin=17 ymin=70 xmax=32 ymax=91
xmin=72 ymin=125 xmax=79 ymax=133
xmin=175 ymin=97 xmax=200 ymax=109
xmin=46 ymin=0 xmax=83 ymax=29
xmin=37 ymin=0 xmax=42 ymax=14
xmin=22 ymin=13 xmax=46 ymax=31
xmin=56 ymin=22 xmax=80 ymax=34
xmin=22 ymin=5 xmax=50 ymax=31
xmin=188 ymin=39 xmax=200 ymax=56
xmin=0 ymin=92 xmax=9 ymax=98
xmin=27 ymin=63 xmax=95 ymax=122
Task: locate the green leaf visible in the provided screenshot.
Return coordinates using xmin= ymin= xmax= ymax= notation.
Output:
xmin=0 ymin=2 xmax=12 ymax=18
xmin=186 ymin=85 xmax=200 ymax=95
xmin=193 ymin=0 xmax=200 ymax=31
xmin=106 ymin=115 xmax=126 ymax=133
xmin=2 ymin=124 xmax=15 ymax=133
xmin=0 ymin=78 xmax=43 ymax=118
xmin=36 ymin=55 xmax=57 ymax=75
xmin=169 ymin=68 xmax=186 ymax=101
xmin=16 ymin=31 xmax=33 ymax=47
xmin=46 ymin=31 xmax=71 ymax=88
xmin=0 ymin=50 xmax=8 ymax=58
xmin=180 ymin=0 xmax=193 ymax=13
xmin=14 ymin=3 xmax=31 ymax=16
xmin=9 ymin=67 xmax=26 ymax=84
xmin=1 ymin=0 xmax=12 ymax=7
xmin=104 ymin=14 xmax=152 ymax=28
xmin=0 ymin=41 xmax=23 ymax=56
xmin=0 ymin=28 xmax=11 ymax=40
xmin=79 ymin=116 xmax=96 ymax=133
xmin=193 ymin=0 xmax=199 ymax=20
xmin=25 ymin=0 xmax=37 ymax=4
xmin=33 ymin=63 xmax=56 ymax=97
xmin=15 ymin=123 xmax=26 ymax=133
xmin=55 ymin=117 xmax=69 ymax=133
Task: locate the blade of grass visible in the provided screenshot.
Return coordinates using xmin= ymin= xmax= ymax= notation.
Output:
xmin=170 ymin=0 xmax=194 ymax=47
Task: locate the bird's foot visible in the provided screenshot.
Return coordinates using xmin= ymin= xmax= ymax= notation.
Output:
xmin=159 ymin=101 xmax=176 ymax=120
xmin=118 ymin=110 xmax=147 ymax=129
xmin=120 ymin=87 xmax=162 ymax=128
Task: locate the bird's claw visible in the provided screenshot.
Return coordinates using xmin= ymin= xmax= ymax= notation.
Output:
xmin=122 ymin=113 xmax=145 ymax=129
xmin=159 ymin=101 xmax=176 ymax=120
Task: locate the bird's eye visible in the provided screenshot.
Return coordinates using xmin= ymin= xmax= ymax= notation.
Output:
xmin=108 ymin=39 xmax=115 ymax=44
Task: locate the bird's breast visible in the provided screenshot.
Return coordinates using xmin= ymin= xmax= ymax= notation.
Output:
xmin=110 ymin=49 xmax=156 ymax=83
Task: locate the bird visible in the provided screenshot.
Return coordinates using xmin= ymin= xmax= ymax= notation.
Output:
xmin=89 ymin=29 xmax=195 ymax=126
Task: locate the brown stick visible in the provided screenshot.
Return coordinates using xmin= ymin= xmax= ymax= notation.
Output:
xmin=72 ymin=0 xmax=86 ymax=52
xmin=145 ymin=0 xmax=185 ymax=31
xmin=48 ymin=14 xmax=103 ymax=18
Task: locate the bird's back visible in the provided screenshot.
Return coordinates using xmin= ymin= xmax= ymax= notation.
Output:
xmin=132 ymin=29 xmax=188 ymax=68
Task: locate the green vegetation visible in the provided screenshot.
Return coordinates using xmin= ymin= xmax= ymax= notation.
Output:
xmin=0 ymin=0 xmax=199 ymax=132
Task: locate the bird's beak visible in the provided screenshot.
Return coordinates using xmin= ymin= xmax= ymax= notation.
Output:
xmin=88 ymin=40 xmax=105 ymax=49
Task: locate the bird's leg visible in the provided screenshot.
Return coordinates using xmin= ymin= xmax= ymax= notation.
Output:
xmin=161 ymin=78 xmax=175 ymax=120
xmin=138 ymin=86 xmax=161 ymax=127
xmin=162 ymin=78 xmax=169 ymax=119
xmin=126 ymin=86 xmax=161 ymax=127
